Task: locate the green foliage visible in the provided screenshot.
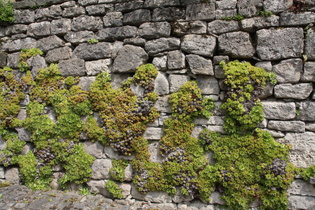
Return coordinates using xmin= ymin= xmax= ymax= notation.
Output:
xmin=105 ymin=180 xmax=123 ymax=199
xmin=259 ymin=10 xmax=273 ymax=17
xmin=87 ymin=38 xmax=99 ymax=44
xmin=301 ymin=165 xmax=315 ymax=181
xmin=18 ymin=48 xmax=44 ymax=72
xmin=221 ymin=14 xmax=244 ymax=21
xmin=79 ymin=187 xmax=91 ymax=195
xmin=110 ymin=159 xmax=129 ymax=182
xmin=0 ymin=0 xmax=14 ymax=24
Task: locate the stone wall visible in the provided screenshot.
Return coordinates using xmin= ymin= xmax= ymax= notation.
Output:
xmin=1 ymin=0 xmax=315 ymax=209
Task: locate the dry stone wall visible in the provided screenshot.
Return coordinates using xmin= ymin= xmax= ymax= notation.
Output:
xmin=1 ymin=0 xmax=315 ymax=209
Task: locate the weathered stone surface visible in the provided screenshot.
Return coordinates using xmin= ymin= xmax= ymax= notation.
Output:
xmin=145 ymin=38 xmax=180 ymax=56
xmin=262 ymin=101 xmax=296 ymax=120
xmin=301 ymin=62 xmax=315 ymax=82
xmin=144 ymin=0 xmax=180 ymax=7
xmin=0 ymin=52 xmax=7 ymax=68
xmin=27 ymin=21 xmax=51 ymax=37
xmin=154 ymin=96 xmax=171 ymax=113
xmin=5 ymin=168 xmax=20 ymax=184
xmin=208 ymin=20 xmax=239 ymax=34
xmin=143 ymin=127 xmax=163 ymax=140
xmin=62 ymin=6 xmax=86 ymax=17
xmin=84 ymin=141 xmax=105 ymax=159
xmin=104 ymin=146 xmax=135 ymax=160
xmin=118 ymin=183 xmax=131 ymax=198
xmin=7 ymin=52 xmax=20 ymax=68
xmin=5 ymin=24 xmax=28 ymax=35
xmin=124 ymin=37 xmax=146 ymax=46
xmin=237 ymin=0 xmax=263 ymax=17
xmin=138 ymin=22 xmax=171 ymax=39
xmin=272 ymin=58 xmax=302 ymax=83
xmin=45 ymin=46 xmax=72 ymax=63
xmin=280 ymin=12 xmax=315 ymax=26
xmin=14 ymin=10 xmax=35 ymax=24
xmin=169 ymin=75 xmax=190 ymax=93
xmin=306 ymin=123 xmax=315 ymax=132
xmin=215 ymin=9 xmax=237 ymax=19
xmin=152 ymin=7 xmax=185 ymax=22
xmin=51 ymin=19 xmax=71 ymax=35
xmin=241 ymin=16 xmax=279 ymax=31
xmin=123 ymin=9 xmax=151 ymax=25
xmin=78 ymin=0 xmax=97 ymax=6
xmin=255 ymin=61 xmax=272 ymax=71
xmin=181 ymin=34 xmax=216 ymax=57
xmin=297 ymin=101 xmax=315 ymax=121
xmin=78 ymin=77 xmax=95 ymax=92
xmin=64 ymin=31 xmax=95 ymax=44
xmin=167 ymin=50 xmax=185 ymax=70
xmin=186 ymin=54 xmax=214 ymax=75
xmin=59 ymin=58 xmax=86 ymax=76
xmin=2 ymin=37 xmax=36 ymax=52
xmin=103 ymin=12 xmax=123 ymax=27
xmin=85 ymin=59 xmax=111 ymax=76
xmin=124 ymin=164 xmax=133 ymax=181
xmin=112 ymin=45 xmax=148 ymax=73
xmin=36 ymin=35 xmax=64 ymax=52
xmin=209 ymin=192 xmax=225 ymax=205
xmin=268 ymin=121 xmax=305 ymax=132
xmin=216 ymin=0 xmax=237 ymax=9
xmin=284 ymin=132 xmax=315 ymax=167
xmin=35 ymin=5 xmax=63 ymax=20
xmin=73 ymin=42 xmax=112 ymax=61
xmin=289 ymin=195 xmax=315 ymax=210
xmin=305 ymin=28 xmax=315 ymax=60
xmin=186 ymin=3 xmax=216 ymax=21
xmin=172 ymin=188 xmax=194 ymax=203
xmin=86 ymin=4 xmax=113 ymax=15
xmin=196 ymin=76 xmax=219 ymax=95
xmin=0 ymin=167 xmax=4 ymax=179
xmin=194 ymin=116 xmax=224 ymax=125
xmin=172 ymin=21 xmax=207 ymax=36
xmin=152 ymin=56 xmax=167 ymax=71
xmin=154 ymin=72 xmax=169 ymax=95
xmin=96 ymin=26 xmax=137 ymax=41
xmin=72 ymin=15 xmax=102 ymax=32
xmin=28 ymin=55 xmax=47 ymax=78
xmin=289 ymin=179 xmax=315 ymax=196
xmin=218 ymin=32 xmax=255 ymax=58
xmin=91 ymin=159 xmax=112 ymax=179
xmin=256 ymin=28 xmax=304 ymax=60
xmin=114 ymin=0 xmax=144 ymax=12
xmin=263 ymin=0 xmax=293 ymax=13
xmin=148 ymin=142 xmax=163 ymax=163
xmin=87 ymin=180 xmax=111 ymax=197
xmin=110 ymin=74 xmax=131 ymax=89
xmin=274 ymin=83 xmax=313 ymax=99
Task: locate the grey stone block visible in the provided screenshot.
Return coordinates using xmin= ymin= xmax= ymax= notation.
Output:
xmin=73 ymin=42 xmax=112 ymax=61
xmin=138 ymin=22 xmax=171 ymax=39
xmin=297 ymin=101 xmax=315 ymax=121
xmin=72 ymin=15 xmax=102 ymax=32
xmin=167 ymin=50 xmax=185 ymax=70
xmin=14 ymin=10 xmax=35 ymax=24
xmin=280 ymin=12 xmax=315 ymax=26
xmin=59 ymin=58 xmax=86 ymax=76
xmin=152 ymin=7 xmax=185 ymax=22
xmin=154 ymin=72 xmax=169 ymax=95
xmin=268 ymin=120 xmax=305 ymax=132
xmin=145 ymin=38 xmax=180 ymax=56
xmin=181 ymin=34 xmax=216 ymax=57
xmin=115 ymin=0 xmax=144 ymax=12
xmin=208 ymin=20 xmax=240 ymax=35
xmin=305 ymin=28 xmax=315 ymax=60
xmin=62 ymin=6 xmax=86 ymax=17
xmin=274 ymin=83 xmax=313 ymax=100
xmin=45 ymin=46 xmax=72 ymax=63
xmin=152 ymin=56 xmax=167 ymax=71
xmin=154 ymin=96 xmax=172 ymax=113
xmin=144 ymin=0 xmax=180 ymax=8
xmin=186 ymin=54 xmax=214 ymax=75
xmin=273 ymin=58 xmax=302 ymax=83
xmin=143 ymin=127 xmax=163 ymax=140
xmin=123 ymin=9 xmax=151 ymax=25
xmin=186 ymin=2 xmax=216 ymax=21
xmin=85 ymin=59 xmax=111 ymax=76
xmin=51 ymin=19 xmax=71 ymax=35
xmin=262 ymin=101 xmax=296 ymax=120
xmin=0 ymin=52 xmax=7 ymax=68
xmin=301 ymin=62 xmax=315 ymax=82
xmin=36 ymin=35 xmax=65 ymax=52
xmin=86 ymin=4 xmax=113 ymax=15
xmin=78 ymin=77 xmax=96 ymax=92
xmin=169 ymin=75 xmax=190 ymax=93
xmin=196 ymin=76 xmax=219 ymax=94
xmin=84 ymin=141 xmax=105 ymax=159
xmin=241 ymin=16 xmax=279 ymax=32
xmin=91 ymin=159 xmax=112 ymax=179
xmin=263 ymin=0 xmax=293 ymax=13
xmin=27 ymin=21 xmax=51 ymax=37
xmin=256 ymin=28 xmax=304 ymax=60
xmin=103 ymin=12 xmax=123 ymax=27
xmin=96 ymin=26 xmax=137 ymax=41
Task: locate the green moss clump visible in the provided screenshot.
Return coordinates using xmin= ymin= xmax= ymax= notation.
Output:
xmin=110 ymin=159 xmax=129 ymax=182
xmin=18 ymin=48 xmax=44 ymax=72
xmin=0 ymin=0 xmax=14 ymax=24
xmin=105 ymin=180 xmax=123 ymax=199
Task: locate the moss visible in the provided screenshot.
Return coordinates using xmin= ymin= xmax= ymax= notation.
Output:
xmin=105 ymin=180 xmax=123 ymax=199
xmin=110 ymin=159 xmax=129 ymax=182
xmin=18 ymin=48 xmax=44 ymax=72
xmin=0 ymin=0 xmax=14 ymax=24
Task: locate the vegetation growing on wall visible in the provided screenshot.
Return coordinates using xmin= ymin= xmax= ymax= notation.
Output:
xmin=0 ymin=0 xmax=14 ymax=25
xmin=199 ymin=61 xmax=297 ymax=209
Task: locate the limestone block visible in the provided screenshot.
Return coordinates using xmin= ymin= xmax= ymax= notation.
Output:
xmin=237 ymin=0 xmax=263 ymax=17
xmin=14 ymin=10 xmax=35 ymax=24
xmin=72 ymin=15 xmax=102 ymax=32
xmin=181 ymin=34 xmax=216 ymax=57
xmin=144 ymin=0 xmax=180 ymax=7
xmin=131 ymin=184 xmax=173 ymax=203
xmin=256 ymin=28 xmax=304 ymax=60
xmin=15 ymin=127 xmax=31 ymax=142
xmin=59 ymin=58 xmax=85 ymax=76
xmin=186 ymin=54 xmax=214 ymax=75
xmin=86 ymin=4 xmax=113 ymax=15
xmin=154 ymin=72 xmax=169 ymax=95
xmin=104 ymin=146 xmax=134 ymax=160
xmin=167 ymin=50 xmax=185 ymax=70
xmin=78 ymin=0 xmax=97 ymax=6
xmin=5 ymin=24 xmax=28 ymax=36
xmin=263 ymin=0 xmax=293 ymax=13
xmin=208 ymin=20 xmax=239 ymax=35
xmin=5 ymin=168 xmax=20 ymax=184
xmin=118 ymin=183 xmax=131 ymax=198
xmin=145 ymin=38 xmax=180 ymax=56
xmin=196 ymin=76 xmax=219 ymax=94
xmin=209 ymin=192 xmax=225 ymax=205
xmin=152 ymin=7 xmax=185 ymax=22
xmin=218 ymin=32 xmax=255 ymax=58
xmin=0 ymin=52 xmax=6 ymax=68
xmin=64 ymin=31 xmax=94 ymax=44
xmin=154 ymin=96 xmax=172 ymax=113
xmin=169 ymin=75 xmax=190 ymax=93
xmin=216 ymin=0 xmax=237 ymax=9
xmin=124 ymin=164 xmax=133 ymax=181
xmin=297 ymin=101 xmax=315 ymax=121
xmin=91 ymin=159 xmax=112 ymax=179
xmin=262 ymin=101 xmax=296 ymax=120
xmin=87 ymin=180 xmax=111 ymax=197
xmin=51 ymin=19 xmax=71 ymax=35
xmin=27 ymin=21 xmax=51 ymax=37
xmin=112 ymin=45 xmax=148 ymax=73
xmin=186 ymin=2 xmax=216 ymax=21
xmin=62 ymin=6 xmax=86 ymax=18
xmin=123 ymin=9 xmax=151 ymax=25
xmin=284 ymin=132 xmax=315 ymax=167
xmin=83 ymin=141 xmax=105 ymax=159
xmin=268 ymin=121 xmax=305 ymax=132
xmin=288 ymin=179 xmax=315 ymax=196
xmin=143 ymin=127 xmax=163 ymax=140
xmin=153 ymin=56 xmax=167 ymax=71
xmin=305 ymin=28 xmax=315 ymax=60
xmin=110 ymin=74 xmax=131 ymax=89
xmin=173 ymin=21 xmax=207 ymax=36
xmin=306 ymin=123 xmax=315 ymax=132
xmin=96 ymin=26 xmax=137 ymax=41
xmin=73 ymin=42 xmax=112 ymax=61
xmin=241 ymin=16 xmax=279 ymax=31
xmin=194 ymin=116 xmax=224 ymax=125
xmin=103 ymin=12 xmax=123 ymax=27
xmin=2 ymin=37 xmax=36 ymax=52
xmin=45 ymin=46 xmax=72 ymax=63
xmin=0 ymin=167 xmax=4 ymax=179
xmin=36 ymin=35 xmax=64 ymax=52
xmin=148 ymin=142 xmax=163 ymax=163
xmin=263 ymin=129 xmax=285 ymax=138
xmin=280 ymin=12 xmax=315 ymax=26
xmin=115 ymin=1 xmax=144 ymax=12
xmin=138 ymin=22 xmax=171 ymax=39
xmin=274 ymin=83 xmax=313 ymax=100
xmin=85 ymin=59 xmax=111 ymax=76
xmin=255 ymin=61 xmax=272 ymax=71
xmin=289 ymin=195 xmax=315 ymax=210
xmin=215 ymin=9 xmax=237 ymax=19
xmin=272 ymin=58 xmax=302 ymax=83
xmin=124 ymin=37 xmax=146 ymax=46
xmin=301 ymin=62 xmax=315 ymax=82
